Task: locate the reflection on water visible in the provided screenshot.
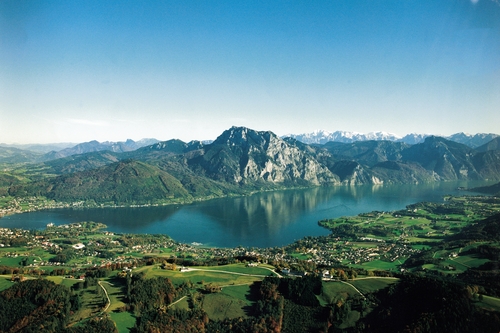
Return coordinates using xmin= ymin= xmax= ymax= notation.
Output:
xmin=0 ymin=181 xmax=494 ymax=248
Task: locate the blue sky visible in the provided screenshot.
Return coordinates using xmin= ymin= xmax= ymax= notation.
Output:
xmin=1 ymin=0 xmax=499 ymax=144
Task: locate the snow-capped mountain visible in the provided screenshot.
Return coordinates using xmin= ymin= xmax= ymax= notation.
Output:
xmin=284 ymin=131 xmax=499 ymax=147
xmin=284 ymin=130 xmax=402 ymax=144
xmin=446 ymin=133 xmax=500 ymax=148
xmin=399 ymin=133 xmax=432 ymax=145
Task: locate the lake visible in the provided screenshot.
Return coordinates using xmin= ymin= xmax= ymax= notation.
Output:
xmin=0 ymin=181 xmax=494 ymax=248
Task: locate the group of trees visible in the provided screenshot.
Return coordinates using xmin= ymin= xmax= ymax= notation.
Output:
xmin=0 ymin=279 xmax=76 ymax=332
xmin=360 ymin=275 xmax=500 ymax=333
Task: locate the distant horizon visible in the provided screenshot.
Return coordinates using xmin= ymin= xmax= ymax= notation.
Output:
xmin=2 ymin=1 xmax=499 ymax=144
xmin=1 ymin=126 xmax=499 ymax=146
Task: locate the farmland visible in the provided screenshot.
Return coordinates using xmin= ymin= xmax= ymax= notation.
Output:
xmin=0 ymin=195 xmax=499 ymax=331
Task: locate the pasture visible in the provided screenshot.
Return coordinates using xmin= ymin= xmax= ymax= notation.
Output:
xmin=351 ymin=259 xmax=403 ymax=271
xmin=478 ymin=295 xmax=500 ymax=312
xmin=109 ymin=312 xmax=136 ymax=333
xmin=0 ymin=276 xmax=14 ymax=291
xmin=202 ymin=289 xmax=250 ymax=320
xmin=101 ymin=279 xmax=127 ymax=312
xmin=350 ymin=277 xmax=398 ymax=294
xmin=137 ymin=263 xmax=275 ymax=287
xmin=319 ymin=281 xmax=360 ymax=305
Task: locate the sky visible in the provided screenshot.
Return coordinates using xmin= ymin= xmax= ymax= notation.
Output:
xmin=1 ymin=0 xmax=499 ymax=144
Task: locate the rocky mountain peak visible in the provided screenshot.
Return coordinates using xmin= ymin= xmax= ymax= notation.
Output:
xmin=213 ymin=126 xmax=276 ymax=149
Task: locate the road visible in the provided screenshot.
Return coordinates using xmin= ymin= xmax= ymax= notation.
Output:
xmin=181 ymin=266 xmax=282 ymax=278
xmin=98 ymin=281 xmax=112 ymax=312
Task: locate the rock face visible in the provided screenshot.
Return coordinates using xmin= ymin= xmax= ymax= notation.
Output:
xmin=8 ymin=126 xmax=500 ymax=206
xmin=401 ymin=136 xmax=480 ymax=180
xmin=189 ymin=127 xmax=340 ymax=185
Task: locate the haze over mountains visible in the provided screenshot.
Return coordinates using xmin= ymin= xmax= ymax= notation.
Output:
xmin=286 ymin=130 xmax=499 ymax=147
xmin=2 ymin=126 xmax=500 ymax=207
xmin=2 ymin=130 xmax=497 ymax=161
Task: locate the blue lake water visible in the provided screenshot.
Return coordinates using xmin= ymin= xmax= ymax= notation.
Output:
xmin=0 ymin=181 xmax=493 ymax=248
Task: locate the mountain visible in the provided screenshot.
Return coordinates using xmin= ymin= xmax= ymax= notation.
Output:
xmin=125 ymin=139 xmax=204 ymax=160
xmin=285 ymin=130 xmax=499 ymax=147
xmin=43 ymin=138 xmax=159 ymax=160
xmin=285 ymin=130 xmax=402 ymax=144
xmin=322 ymin=141 xmax=410 ymax=167
xmin=4 ymin=126 xmax=500 ymax=206
xmin=446 ymin=132 xmax=499 ymax=148
xmin=186 ymin=126 xmax=340 ymax=186
xmin=399 ymin=133 xmax=431 ymax=145
xmin=9 ymin=160 xmax=193 ymax=205
xmin=42 ymin=151 xmax=121 ymax=174
xmin=476 ymin=137 xmax=500 ymax=152
xmin=469 ymin=182 xmax=500 ymax=196
xmin=0 ymin=146 xmax=44 ymax=164
xmin=0 ymin=142 xmax=75 ymax=154
xmin=400 ymin=136 xmax=477 ymax=180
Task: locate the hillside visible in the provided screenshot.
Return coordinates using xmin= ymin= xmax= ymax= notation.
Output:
xmin=9 ymin=160 xmax=193 ymax=205
xmin=42 ymin=138 xmax=159 ymax=160
xmin=186 ymin=127 xmax=340 ymax=185
xmin=470 ymin=182 xmax=500 ymax=196
xmin=2 ymin=126 xmax=500 ymax=207
xmin=0 ymin=146 xmax=43 ymax=164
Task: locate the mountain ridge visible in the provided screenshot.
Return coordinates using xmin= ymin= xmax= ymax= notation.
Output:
xmin=285 ymin=130 xmax=499 ymax=147
xmin=3 ymin=126 xmax=500 ymax=206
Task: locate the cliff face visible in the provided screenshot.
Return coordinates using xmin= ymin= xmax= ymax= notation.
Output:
xmin=8 ymin=126 xmax=500 ymax=206
xmin=401 ymin=136 xmax=481 ymax=181
xmin=190 ymin=127 xmax=340 ymax=185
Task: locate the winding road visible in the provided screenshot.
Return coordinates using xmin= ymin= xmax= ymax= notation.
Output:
xmin=98 ymin=281 xmax=113 ymax=312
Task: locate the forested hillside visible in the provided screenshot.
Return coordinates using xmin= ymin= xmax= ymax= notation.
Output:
xmin=2 ymin=127 xmax=500 ymax=207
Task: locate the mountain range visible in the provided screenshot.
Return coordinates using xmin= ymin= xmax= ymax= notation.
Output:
xmin=285 ymin=130 xmax=499 ymax=147
xmin=0 ymin=138 xmax=159 ymax=164
xmin=1 ymin=131 xmax=497 ymax=164
xmin=2 ymin=126 xmax=500 ymax=206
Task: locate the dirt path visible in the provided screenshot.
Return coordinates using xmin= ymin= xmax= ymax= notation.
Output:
xmin=181 ymin=267 xmax=272 ymax=278
xmin=168 ymin=295 xmax=187 ymax=308
xmin=98 ymin=281 xmax=112 ymax=312
xmin=337 ymin=280 xmax=366 ymax=299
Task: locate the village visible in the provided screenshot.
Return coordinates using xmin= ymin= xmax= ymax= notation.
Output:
xmin=1 ymin=195 xmax=498 ymax=278
xmin=0 ymin=218 xmax=420 ymax=278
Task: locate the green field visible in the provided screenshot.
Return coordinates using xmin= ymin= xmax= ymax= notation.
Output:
xmin=109 ymin=312 xmax=136 ymax=333
xmin=193 ymin=263 xmax=277 ymax=276
xmin=350 ymin=277 xmax=398 ymax=294
xmin=0 ymin=255 xmax=26 ymax=266
xmin=136 ymin=263 xmax=274 ymax=287
xmin=202 ymin=290 xmax=250 ymax=320
xmin=477 ymin=295 xmax=500 ymax=312
xmin=220 ymin=284 xmax=253 ymax=306
xmin=319 ymin=281 xmax=360 ymax=305
xmin=169 ymin=295 xmax=190 ymax=311
xmin=350 ymin=259 xmax=404 ymax=271
xmin=0 ymin=276 xmax=14 ymax=291
xmin=101 ymin=280 xmax=127 ymax=312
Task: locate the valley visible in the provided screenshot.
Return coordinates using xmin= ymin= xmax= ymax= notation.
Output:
xmin=1 ymin=127 xmax=500 ymax=213
xmin=1 ymin=127 xmax=500 ymax=332
xmin=1 ymin=195 xmax=500 ymax=332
